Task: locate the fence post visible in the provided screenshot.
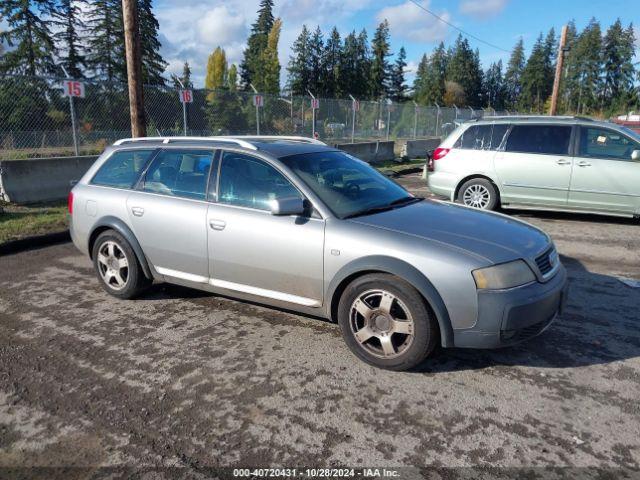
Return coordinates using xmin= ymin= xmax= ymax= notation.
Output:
xmin=69 ymin=95 xmax=79 ymax=156
xmin=349 ymin=94 xmax=357 ymax=143
xmin=412 ymin=101 xmax=418 ymax=139
xmin=308 ymin=90 xmax=316 ymax=138
xmin=385 ymin=99 xmax=392 ymax=141
xmin=250 ymin=84 xmax=260 ymax=135
xmin=435 ymin=103 xmax=441 ymax=137
xmin=453 ymin=104 xmax=459 ymax=121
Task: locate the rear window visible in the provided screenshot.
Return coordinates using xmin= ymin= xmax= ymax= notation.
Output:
xmin=505 ymin=125 xmax=572 ymax=155
xmin=454 ymin=124 xmax=509 ymax=150
xmin=92 ymin=150 xmax=155 ymax=188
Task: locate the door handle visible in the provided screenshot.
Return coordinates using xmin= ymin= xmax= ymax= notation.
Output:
xmin=556 ymin=159 xmax=571 ymax=165
xmin=577 ymin=161 xmax=591 ymax=167
xmin=131 ymin=206 xmax=145 ymax=217
xmin=209 ymin=219 xmax=226 ymax=231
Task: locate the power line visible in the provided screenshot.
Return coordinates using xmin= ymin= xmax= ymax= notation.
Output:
xmin=407 ymin=0 xmax=511 ymax=53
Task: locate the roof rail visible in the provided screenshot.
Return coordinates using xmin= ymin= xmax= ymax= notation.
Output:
xmin=225 ymin=135 xmax=326 ymax=145
xmin=483 ymin=115 xmax=593 ymax=122
xmin=113 ymin=136 xmax=258 ymax=150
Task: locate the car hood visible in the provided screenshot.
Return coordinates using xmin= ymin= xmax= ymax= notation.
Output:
xmin=349 ymin=200 xmax=550 ymax=264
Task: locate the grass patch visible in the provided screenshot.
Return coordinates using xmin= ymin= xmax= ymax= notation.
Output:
xmin=375 ymin=158 xmax=425 ymax=175
xmin=0 ymin=202 xmax=68 ymax=244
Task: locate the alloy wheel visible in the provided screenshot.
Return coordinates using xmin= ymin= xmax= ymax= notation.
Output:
xmin=97 ymin=241 xmax=129 ymax=291
xmin=349 ymin=289 xmax=415 ymax=359
xmin=463 ymin=184 xmax=491 ymax=209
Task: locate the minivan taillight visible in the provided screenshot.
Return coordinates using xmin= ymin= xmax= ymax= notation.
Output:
xmin=427 ymin=147 xmax=450 ymax=172
xmin=68 ymin=191 xmax=74 ymax=215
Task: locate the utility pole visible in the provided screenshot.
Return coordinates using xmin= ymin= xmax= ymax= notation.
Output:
xmin=122 ymin=0 xmax=146 ymax=137
xmin=549 ymin=24 xmax=568 ymax=116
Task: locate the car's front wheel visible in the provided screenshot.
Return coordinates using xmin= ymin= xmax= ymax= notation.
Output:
xmin=338 ymin=274 xmax=438 ymax=371
xmin=457 ymin=178 xmax=498 ymax=210
xmin=92 ymin=230 xmax=150 ymax=299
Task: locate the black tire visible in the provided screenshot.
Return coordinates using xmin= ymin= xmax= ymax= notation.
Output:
xmin=92 ymin=230 xmax=151 ymax=299
xmin=457 ymin=177 xmax=498 ymax=210
xmin=337 ymin=273 xmax=439 ymax=371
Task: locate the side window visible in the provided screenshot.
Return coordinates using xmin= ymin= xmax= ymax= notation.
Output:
xmin=142 ymin=149 xmax=214 ymax=200
xmin=454 ymin=125 xmax=493 ymax=150
xmin=578 ymin=127 xmax=640 ymax=161
xmin=91 ymin=149 xmax=155 ymax=189
xmin=505 ymin=125 xmax=572 ymax=155
xmin=490 ymin=124 xmax=509 ymax=150
xmin=218 ymin=152 xmax=302 ymax=211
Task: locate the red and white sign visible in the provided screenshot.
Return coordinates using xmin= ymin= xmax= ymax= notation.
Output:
xmin=311 ymin=98 xmax=320 ymax=110
xmin=62 ymin=80 xmax=85 ymax=98
xmin=179 ymin=89 xmax=193 ymax=103
xmin=352 ymin=100 xmax=360 ymax=112
xmin=253 ymin=94 xmax=264 ymax=107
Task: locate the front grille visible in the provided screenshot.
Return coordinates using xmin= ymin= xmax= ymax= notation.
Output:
xmin=535 ymin=248 xmax=555 ymax=276
xmin=501 ymin=316 xmax=554 ymax=343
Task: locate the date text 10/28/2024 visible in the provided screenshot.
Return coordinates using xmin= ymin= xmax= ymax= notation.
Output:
xmin=232 ymin=468 xmax=401 ymax=478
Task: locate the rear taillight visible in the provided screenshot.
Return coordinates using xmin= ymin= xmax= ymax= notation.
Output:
xmin=68 ymin=191 xmax=74 ymax=215
xmin=427 ymin=147 xmax=450 ymax=172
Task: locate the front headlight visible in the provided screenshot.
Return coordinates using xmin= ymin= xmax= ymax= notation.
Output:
xmin=472 ymin=260 xmax=536 ymax=290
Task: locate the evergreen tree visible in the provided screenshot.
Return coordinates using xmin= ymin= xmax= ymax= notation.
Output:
xmin=412 ymin=54 xmax=429 ymax=103
xmin=340 ymin=30 xmax=369 ymax=98
xmin=322 ymin=27 xmax=343 ymax=97
xmin=258 ymin=18 xmax=282 ymax=94
xmin=354 ymin=29 xmax=372 ymax=98
xmin=227 ymin=64 xmax=238 ymax=90
xmin=240 ymin=0 xmax=275 ymax=89
xmin=503 ymin=38 xmax=525 ymax=110
xmin=370 ymin=20 xmax=391 ymax=98
xmin=287 ymin=25 xmax=311 ymax=95
xmin=171 ymin=61 xmax=192 ymax=89
xmin=446 ymin=35 xmax=483 ymax=106
xmin=520 ymin=33 xmax=551 ymax=111
xmin=138 ymin=0 xmax=167 ymax=84
xmin=389 ymin=46 xmax=408 ymax=102
xmin=308 ymin=26 xmax=324 ymax=95
xmin=482 ymin=60 xmax=506 ymax=109
xmin=52 ymin=0 xmax=86 ymax=78
xmin=602 ymin=20 xmax=636 ymax=109
xmin=0 ymin=0 xmax=57 ymax=76
xmin=559 ymin=21 xmax=578 ymax=112
xmin=422 ymin=42 xmax=447 ymax=105
xmin=86 ymin=0 xmax=125 ymax=81
xmin=571 ymin=18 xmax=603 ymax=113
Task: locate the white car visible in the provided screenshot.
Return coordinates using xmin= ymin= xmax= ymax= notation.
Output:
xmin=427 ymin=116 xmax=640 ymax=218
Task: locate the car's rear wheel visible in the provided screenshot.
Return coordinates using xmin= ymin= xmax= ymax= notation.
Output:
xmin=458 ymin=178 xmax=498 ymax=210
xmin=337 ymin=274 xmax=438 ymax=371
xmin=92 ymin=230 xmax=150 ymax=299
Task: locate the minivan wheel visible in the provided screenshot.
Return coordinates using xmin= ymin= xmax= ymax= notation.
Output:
xmin=458 ymin=178 xmax=498 ymax=210
xmin=92 ymin=230 xmax=150 ymax=299
xmin=338 ymin=274 xmax=438 ymax=371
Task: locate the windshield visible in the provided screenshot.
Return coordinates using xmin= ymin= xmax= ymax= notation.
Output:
xmin=618 ymin=125 xmax=640 ymax=143
xmin=280 ymin=151 xmax=415 ymax=219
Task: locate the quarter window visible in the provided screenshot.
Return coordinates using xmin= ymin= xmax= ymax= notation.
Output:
xmin=578 ymin=127 xmax=640 ymax=161
xmin=142 ymin=149 xmax=214 ymax=200
xmin=505 ymin=125 xmax=572 ymax=155
xmin=91 ymin=149 xmax=155 ymax=189
xmin=454 ymin=124 xmax=509 ymax=151
xmin=218 ymin=152 xmax=302 ymax=211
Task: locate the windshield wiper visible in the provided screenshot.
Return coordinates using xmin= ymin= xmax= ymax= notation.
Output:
xmin=343 ymin=197 xmax=423 ymax=219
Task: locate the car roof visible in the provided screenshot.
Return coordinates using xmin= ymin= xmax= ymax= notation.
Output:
xmin=110 ymin=136 xmax=337 ymax=158
xmin=471 ymin=115 xmax=618 ymax=129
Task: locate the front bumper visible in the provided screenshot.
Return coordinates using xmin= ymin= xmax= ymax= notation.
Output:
xmin=453 ymin=264 xmax=568 ymax=348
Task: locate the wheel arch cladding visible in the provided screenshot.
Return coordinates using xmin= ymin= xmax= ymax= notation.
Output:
xmin=88 ymin=216 xmax=153 ymax=280
xmin=327 ymin=256 xmax=454 ymax=348
xmin=455 ymin=174 xmax=500 ymax=201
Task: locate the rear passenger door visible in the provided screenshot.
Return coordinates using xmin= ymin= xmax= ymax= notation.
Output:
xmin=493 ymin=124 xmax=574 ymax=207
xmin=126 ymin=148 xmax=216 ymax=283
xmin=568 ymin=126 xmax=640 ymax=215
xmin=449 ymin=123 xmax=508 ymax=174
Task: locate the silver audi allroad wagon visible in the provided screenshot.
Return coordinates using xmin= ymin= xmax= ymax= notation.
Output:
xmin=70 ymin=136 xmax=568 ymax=370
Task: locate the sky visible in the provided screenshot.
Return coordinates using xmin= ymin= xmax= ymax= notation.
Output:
xmin=155 ymin=0 xmax=640 ymax=89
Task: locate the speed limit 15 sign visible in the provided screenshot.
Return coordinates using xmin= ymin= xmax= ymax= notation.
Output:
xmin=179 ymin=89 xmax=193 ymax=103
xmin=62 ymin=80 xmax=85 ymax=98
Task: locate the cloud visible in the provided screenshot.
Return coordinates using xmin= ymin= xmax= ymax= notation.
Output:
xmin=459 ymin=0 xmax=508 ymax=19
xmin=376 ymin=1 xmax=450 ymax=43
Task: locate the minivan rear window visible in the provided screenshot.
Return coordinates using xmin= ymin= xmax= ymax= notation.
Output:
xmin=454 ymin=124 xmax=509 ymax=151
xmin=505 ymin=125 xmax=572 ymax=155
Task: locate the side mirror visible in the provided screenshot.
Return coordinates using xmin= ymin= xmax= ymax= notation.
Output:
xmin=269 ymin=196 xmax=306 ymax=216
xmin=631 ymin=150 xmax=640 ymax=161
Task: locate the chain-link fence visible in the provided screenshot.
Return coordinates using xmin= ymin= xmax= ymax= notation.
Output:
xmin=0 ymin=75 xmax=515 ymax=159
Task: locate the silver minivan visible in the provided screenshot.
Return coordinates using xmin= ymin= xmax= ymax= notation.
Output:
xmin=427 ymin=116 xmax=640 ymax=218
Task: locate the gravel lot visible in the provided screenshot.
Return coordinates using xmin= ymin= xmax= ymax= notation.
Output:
xmin=0 ymin=173 xmax=639 ymax=475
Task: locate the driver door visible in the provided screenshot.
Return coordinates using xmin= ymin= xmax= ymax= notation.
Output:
xmin=568 ymin=126 xmax=640 ymax=215
xmin=206 ymin=151 xmax=325 ymax=307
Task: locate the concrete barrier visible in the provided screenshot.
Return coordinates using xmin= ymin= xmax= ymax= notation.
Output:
xmin=402 ymin=138 xmax=442 ymax=158
xmin=0 ymin=155 xmax=97 ymax=204
xmin=334 ymin=141 xmax=395 ymax=163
